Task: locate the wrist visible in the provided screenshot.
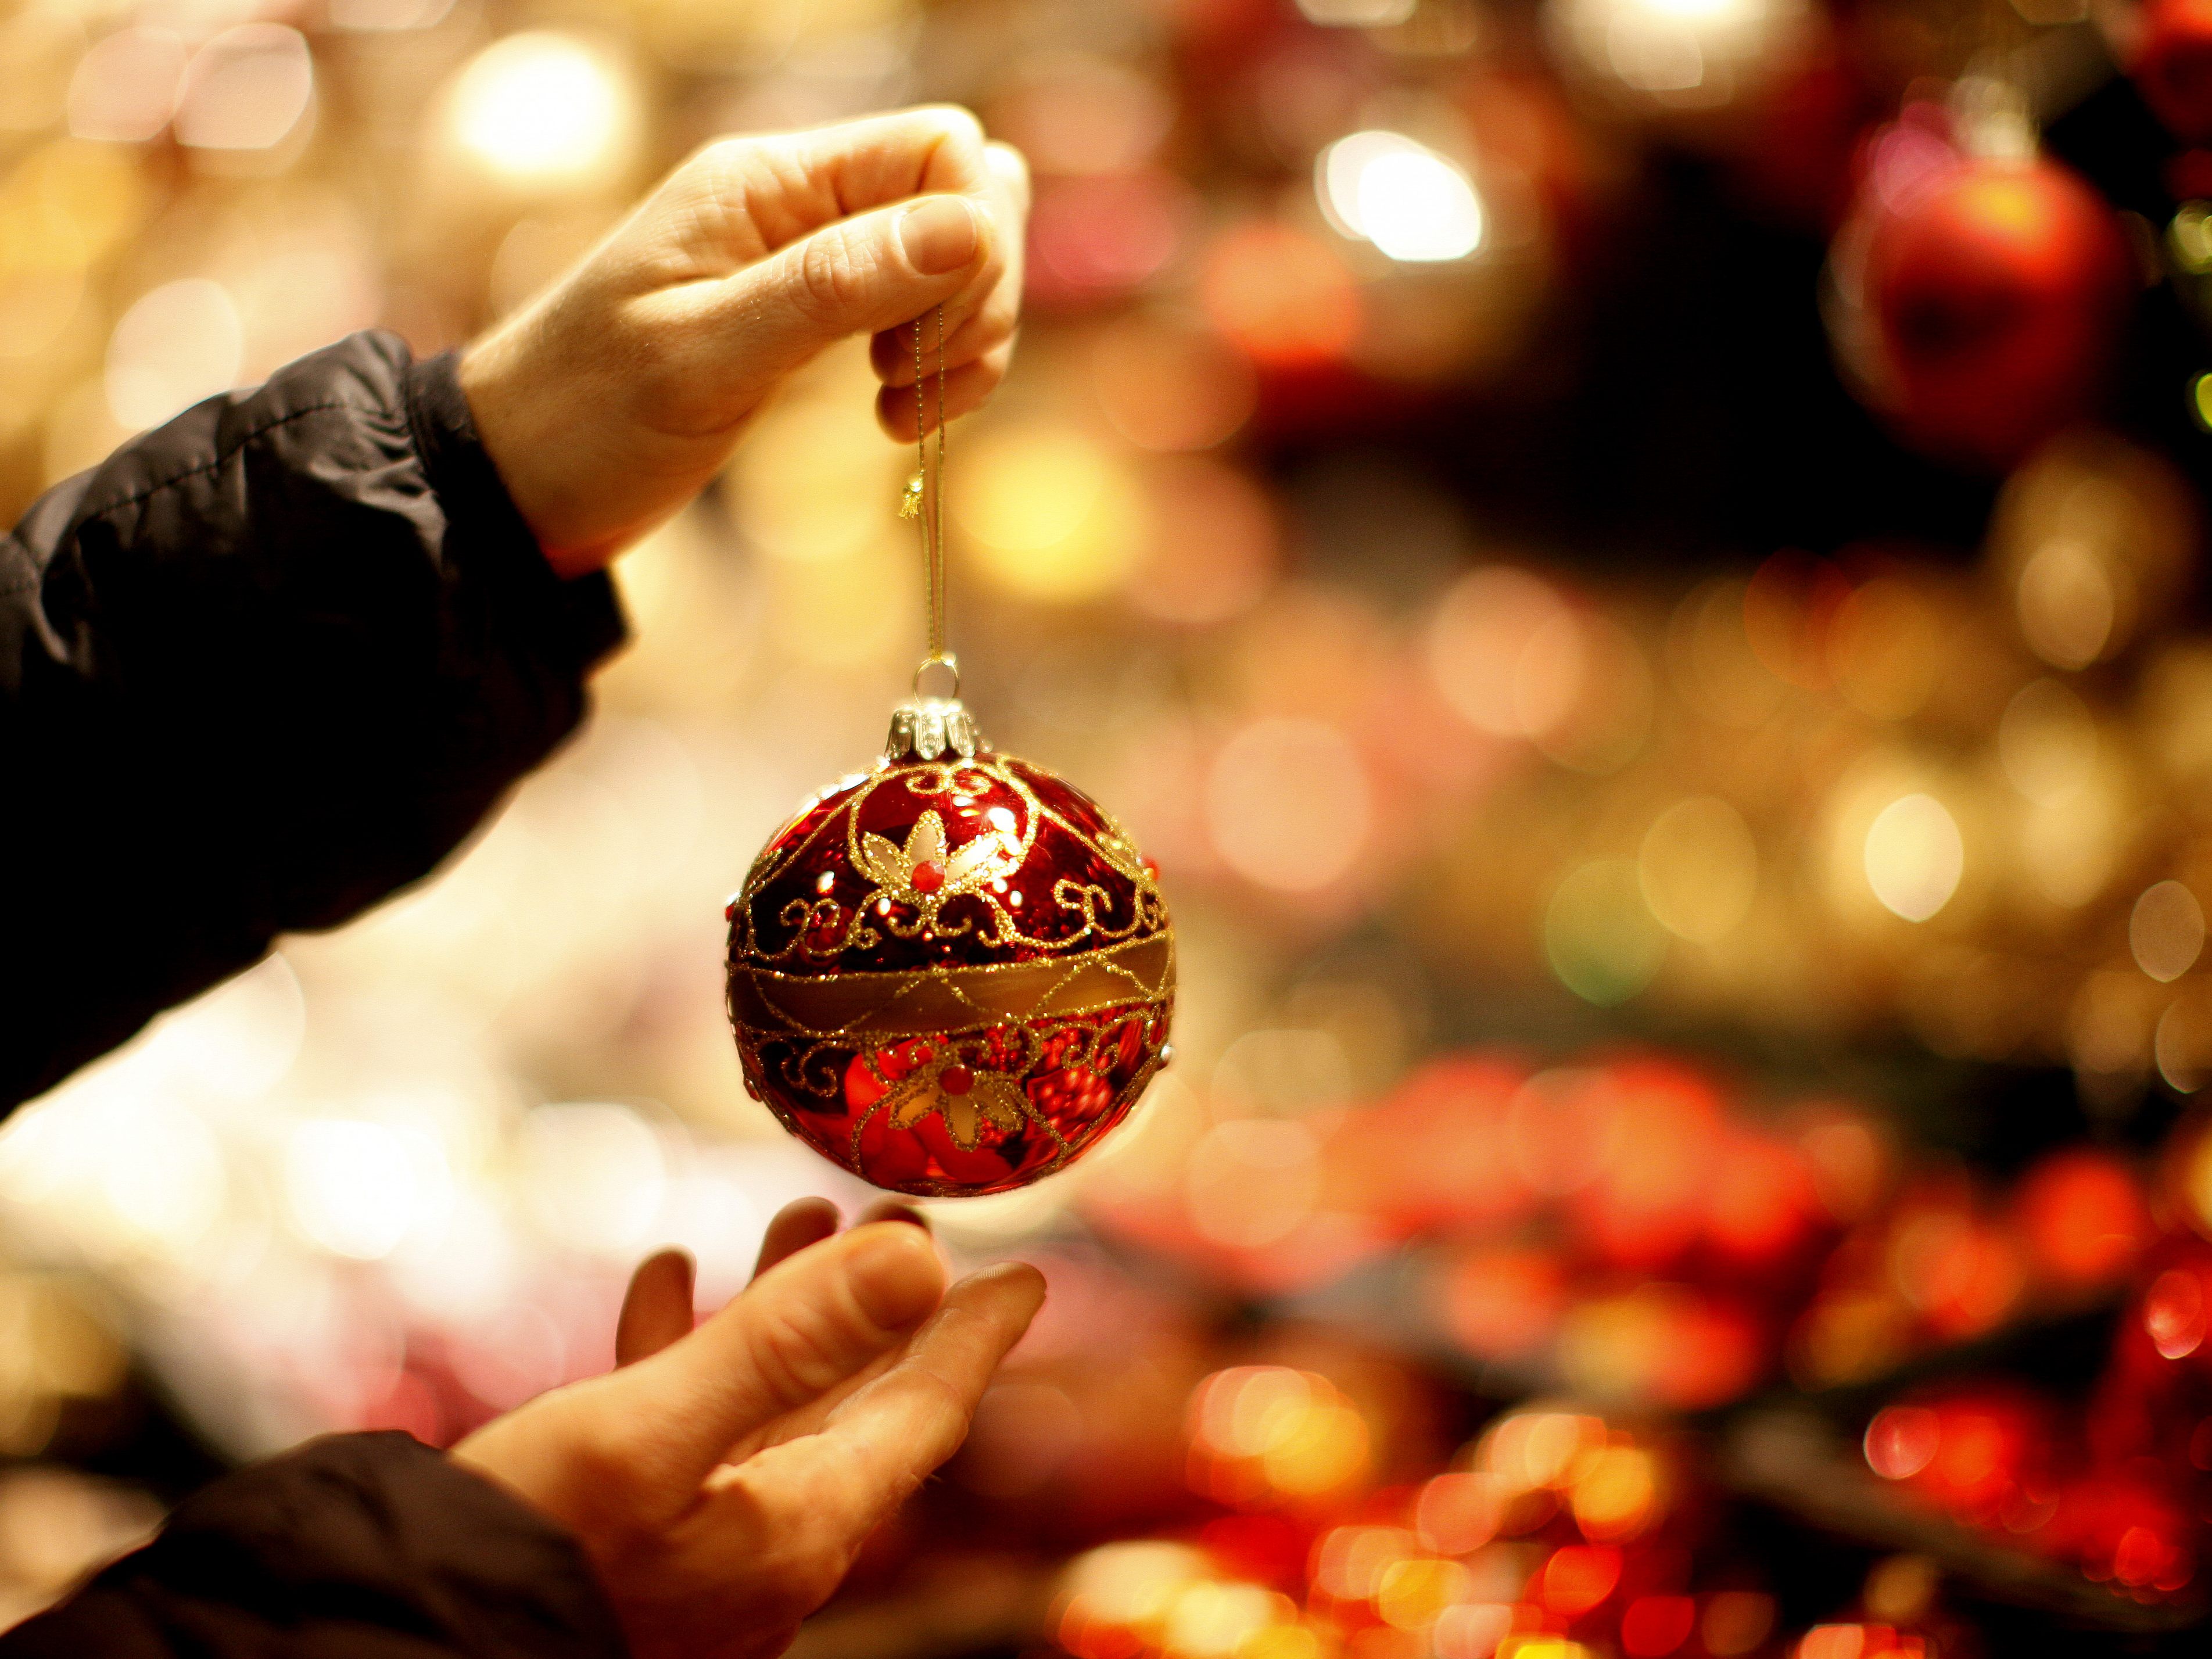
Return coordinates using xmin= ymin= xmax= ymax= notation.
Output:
xmin=457 ymin=327 xmax=588 ymax=578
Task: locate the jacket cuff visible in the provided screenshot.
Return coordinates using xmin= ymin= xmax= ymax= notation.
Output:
xmin=403 ymin=350 xmax=627 ymax=679
xmin=12 ymin=1431 xmax=628 ymax=1659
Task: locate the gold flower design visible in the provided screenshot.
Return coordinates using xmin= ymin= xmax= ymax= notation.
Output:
xmin=881 ymin=1058 xmax=1033 ymax=1151
xmin=854 ymin=809 xmax=1019 ymax=906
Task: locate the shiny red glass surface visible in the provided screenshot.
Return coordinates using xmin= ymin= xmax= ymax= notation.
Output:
xmin=728 ymin=753 xmax=1173 ymax=1196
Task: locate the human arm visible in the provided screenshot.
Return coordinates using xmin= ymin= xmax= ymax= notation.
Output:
xmin=0 ymin=334 xmax=623 ymax=1110
xmin=1 ymin=103 xmax=1028 ymax=1112
xmin=0 ymin=1203 xmax=1039 ymax=1659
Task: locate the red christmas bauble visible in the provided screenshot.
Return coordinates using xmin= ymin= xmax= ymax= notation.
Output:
xmin=2134 ymin=0 xmax=2212 ymax=145
xmin=1858 ymin=154 xmax=2132 ymax=468
xmin=726 ymin=715 xmax=1174 ymax=1196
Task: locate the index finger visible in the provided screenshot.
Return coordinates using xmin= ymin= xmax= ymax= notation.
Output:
xmin=689 ymin=105 xmax=997 ymax=262
xmin=777 ymin=1262 xmax=1045 ymax=1511
xmin=623 ymin=1221 xmax=947 ymax=1495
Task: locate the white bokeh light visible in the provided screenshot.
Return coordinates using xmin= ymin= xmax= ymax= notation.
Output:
xmin=286 ymin=1120 xmax=452 ymax=1262
xmin=1549 ymin=0 xmax=1806 ymax=105
xmin=175 ymin=25 xmax=314 ymax=152
xmin=447 ymin=33 xmax=636 ymax=189
xmin=1863 ymin=793 xmax=1963 ymax=923
xmin=1319 ymin=131 xmax=1484 ymax=263
xmin=105 ymin=279 xmax=242 ymax=430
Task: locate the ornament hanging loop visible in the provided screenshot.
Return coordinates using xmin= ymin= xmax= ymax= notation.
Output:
xmin=914 ymin=651 xmax=960 ymax=700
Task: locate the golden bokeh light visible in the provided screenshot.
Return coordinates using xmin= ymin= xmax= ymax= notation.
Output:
xmin=1189 ymin=1368 xmax=1372 ymax=1506
xmin=958 ymin=425 xmax=1144 ymax=602
xmin=1427 ymin=567 xmax=1572 ymax=737
xmin=66 ymin=27 xmax=185 ymax=145
xmin=1092 ymin=314 xmax=1257 ymax=453
xmin=1638 ymin=796 xmax=1757 ymax=943
xmin=444 ymin=33 xmax=639 ymax=191
xmin=1862 ymin=794 xmax=1963 ymax=923
xmin=175 ymin=26 xmax=315 ymax=155
xmin=2130 ymin=880 xmax=2204 ymax=983
xmin=1997 ymin=678 xmax=2097 ymax=804
xmin=105 ymin=278 xmax=242 ymax=431
xmin=1827 ymin=578 xmax=1939 ymax=720
xmin=1204 ymin=718 xmax=1372 ymax=894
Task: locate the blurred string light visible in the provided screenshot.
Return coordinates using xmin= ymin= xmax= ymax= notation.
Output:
xmin=519 ymin=1103 xmax=667 ymax=1257
xmin=2131 ymin=880 xmax=2204 ymax=981
xmin=66 ymin=27 xmax=186 ymax=144
xmin=1317 ymin=131 xmax=1483 ymax=263
xmin=444 ymin=33 xmax=639 ymax=191
xmin=1425 ymin=570 xmax=1651 ymax=772
xmin=1547 ymin=0 xmax=1810 ymax=106
xmin=1298 ymin=0 xmax=1418 ymax=24
xmin=1199 ymin=223 xmax=1361 ymax=368
xmin=105 ymin=279 xmax=242 ymax=431
xmin=1989 ymin=434 xmax=2196 ymax=672
xmin=1185 ymin=1367 xmax=1371 ymax=1504
xmin=1204 ymin=718 xmax=1372 ymax=894
xmin=0 ymin=9 xmax=87 ymax=135
xmin=958 ymin=425 xmax=1143 ymax=602
xmin=1997 ymin=679 xmax=2097 ymax=804
xmin=1184 ymin=1118 xmax=1322 ymax=1249
xmin=329 ymin=0 xmax=457 ymax=33
xmin=1862 ymin=794 xmax=1962 ymax=923
xmin=1091 ymin=314 xmax=1257 ymax=453
xmin=284 ymin=1119 xmax=453 ymax=1262
xmin=1638 ymin=797 xmax=1756 ymax=943
xmin=174 ymin=26 xmax=315 ymax=156
xmin=1129 ymin=457 xmax=1279 ymax=628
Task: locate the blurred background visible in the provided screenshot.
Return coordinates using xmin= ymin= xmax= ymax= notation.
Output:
xmin=12 ymin=0 xmax=2212 ymax=1651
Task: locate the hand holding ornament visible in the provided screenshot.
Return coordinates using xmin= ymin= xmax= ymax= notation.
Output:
xmin=458 ymin=105 xmax=1030 ymax=575
xmin=453 ymin=1199 xmax=1044 ymax=1659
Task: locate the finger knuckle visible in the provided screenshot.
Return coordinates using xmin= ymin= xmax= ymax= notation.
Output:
xmin=747 ymin=1306 xmax=847 ymax=1404
xmin=795 ymin=234 xmax=869 ymax=322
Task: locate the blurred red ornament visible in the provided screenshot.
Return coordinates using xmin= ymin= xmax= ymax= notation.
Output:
xmin=2013 ymin=1148 xmax=2151 ymax=1291
xmin=2134 ymin=0 xmax=2212 ymax=145
xmin=1838 ymin=126 xmax=2134 ymax=468
xmin=727 ymin=705 xmax=1174 ymax=1196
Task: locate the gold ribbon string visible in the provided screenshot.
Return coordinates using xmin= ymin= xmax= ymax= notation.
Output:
xmin=897 ymin=306 xmax=951 ymax=663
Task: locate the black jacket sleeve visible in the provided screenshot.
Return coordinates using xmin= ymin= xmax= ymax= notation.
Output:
xmin=1 ymin=1432 xmax=626 ymax=1659
xmin=0 ymin=330 xmax=626 ymax=1109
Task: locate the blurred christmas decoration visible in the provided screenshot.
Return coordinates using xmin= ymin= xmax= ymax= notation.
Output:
xmin=1828 ymin=87 xmax=2136 ymax=470
xmin=11 ymin=0 xmax=2212 ymax=1644
xmin=2128 ymin=0 xmax=2212 ymax=146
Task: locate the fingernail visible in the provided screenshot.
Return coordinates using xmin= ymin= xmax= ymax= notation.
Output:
xmin=845 ymin=1224 xmax=943 ymax=1328
xmin=899 ymin=196 xmax=980 ymax=275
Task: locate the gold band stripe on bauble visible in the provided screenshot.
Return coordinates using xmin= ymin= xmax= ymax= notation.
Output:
xmin=728 ymin=931 xmax=1174 ymax=1042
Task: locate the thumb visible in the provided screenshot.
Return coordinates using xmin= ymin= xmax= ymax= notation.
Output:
xmin=683 ymin=194 xmax=991 ymax=408
xmin=621 ymin=1221 xmax=945 ymax=1496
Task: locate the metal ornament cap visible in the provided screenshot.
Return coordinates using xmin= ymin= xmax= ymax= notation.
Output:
xmin=886 ymin=696 xmax=978 ymax=764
